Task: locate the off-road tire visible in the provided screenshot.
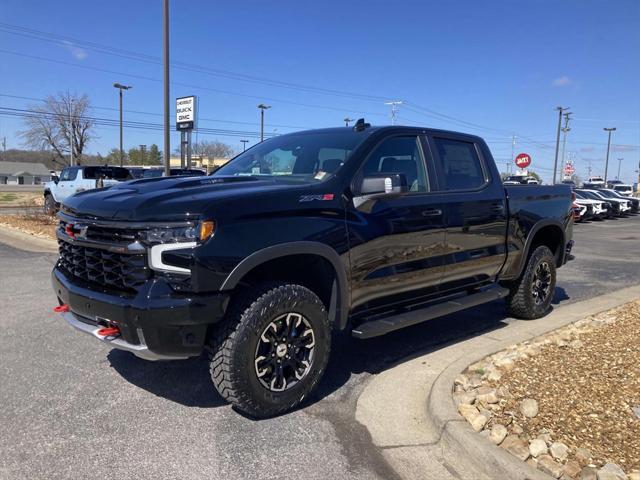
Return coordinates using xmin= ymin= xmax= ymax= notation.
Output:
xmin=44 ymin=194 xmax=57 ymax=216
xmin=209 ymin=282 xmax=331 ymax=418
xmin=506 ymin=245 xmax=556 ymax=319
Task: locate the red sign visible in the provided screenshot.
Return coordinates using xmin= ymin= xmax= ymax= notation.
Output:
xmin=515 ymin=153 xmax=532 ymax=169
xmin=564 ymin=164 xmax=575 ymax=175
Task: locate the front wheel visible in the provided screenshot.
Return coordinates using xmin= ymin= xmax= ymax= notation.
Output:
xmin=43 ymin=194 xmax=57 ymax=216
xmin=209 ymin=282 xmax=331 ymax=418
xmin=505 ymin=245 xmax=556 ymax=319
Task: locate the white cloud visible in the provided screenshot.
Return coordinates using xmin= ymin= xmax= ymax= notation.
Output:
xmin=62 ymin=40 xmax=88 ymax=60
xmin=552 ymin=76 xmax=572 ymax=87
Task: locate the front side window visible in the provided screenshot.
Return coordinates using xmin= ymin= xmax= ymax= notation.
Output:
xmin=213 ymin=131 xmax=369 ymax=183
xmin=433 ymin=138 xmax=486 ymax=190
xmin=360 ymin=136 xmax=429 ymax=192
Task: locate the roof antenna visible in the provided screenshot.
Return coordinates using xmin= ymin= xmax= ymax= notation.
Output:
xmin=353 ymin=118 xmax=370 ymax=132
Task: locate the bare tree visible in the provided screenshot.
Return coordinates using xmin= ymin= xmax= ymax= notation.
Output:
xmin=20 ymin=91 xmax=94 ymax=165
xmin=192 ymin=140 xmax=236 ymax=159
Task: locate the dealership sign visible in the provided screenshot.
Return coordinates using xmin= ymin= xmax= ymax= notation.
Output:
xmin=176 ymin=96 xmax=196 ymax=131
xmin=515 ymin=152 xmax=532 ymax=169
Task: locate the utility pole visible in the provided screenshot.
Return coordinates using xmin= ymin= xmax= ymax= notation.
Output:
xmin=616 ymin=158 xmax=623 ymax=180
xmin=139 ymin=144 xmax=147 ymax=165
xmin=113 ymin=83 xmax=132 ymax=167
xmin=1 ymin=136 xmax=5 ymax=161
xmin=603 ymin=127 xmax=616 ymax=184
xmin=552 ymin=106 xmax=569 ymax=184
xmin=559 ymin=111 xmax=572 ymax=182
xmin=384 ymin=101 xmax=403 ymax=125
xmin=240 ymin=139 xmax=248 ymax=152
xmin=68 ymin=98 xmax=74 ymax=166
xmin=163 ymin=0 xmax=171 ymax=177
xmin=344 ymin=117 xmax=353 ymax=127
xmin=257 ymin=104 xmax=271 ymax=142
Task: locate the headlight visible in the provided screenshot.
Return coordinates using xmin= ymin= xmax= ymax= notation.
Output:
xmin=140 ymin=220 xmax=215 ymax=244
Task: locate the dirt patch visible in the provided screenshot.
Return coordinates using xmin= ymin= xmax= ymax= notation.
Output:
xmin=0 ymin=214 xmax=57 ymax=240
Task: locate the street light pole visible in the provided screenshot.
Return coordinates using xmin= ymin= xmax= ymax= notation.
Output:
xmin=552 ymin=106 xmax=569 ymax=184
xmin=240 ymin=139 xmax=248 ymax=152
xmin=603 ymin=127 xmax=616 ymax=184
xmin=163 ymin=0 xmax=171 ymax=177
xmin=257 ymin=104 xmax=271 ymax=142
xmin=113 ymin=83 xmax=132 ymax=167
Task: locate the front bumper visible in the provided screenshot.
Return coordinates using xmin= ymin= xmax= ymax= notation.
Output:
xmin=52 ymin=266 xmax=230 ymax=360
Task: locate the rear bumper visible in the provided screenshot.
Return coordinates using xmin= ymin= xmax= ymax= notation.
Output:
xmin=52 ymin=266 xmax=230 ymax=360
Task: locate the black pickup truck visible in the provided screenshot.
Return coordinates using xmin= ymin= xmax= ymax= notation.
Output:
xmin=52 ymin=121 xmax=574 ymax=417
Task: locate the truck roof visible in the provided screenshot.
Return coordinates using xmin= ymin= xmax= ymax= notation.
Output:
xmin=279 ymin=125 xmax=485 ymax=143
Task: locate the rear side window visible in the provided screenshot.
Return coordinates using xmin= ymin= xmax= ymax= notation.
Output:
xmin=432 ymin=138 xmax=486 ymax=190
xmin=59 ymin=167 xmax=79 ymax=181
xmin=83 ymin=167 xmax=131 ymax=180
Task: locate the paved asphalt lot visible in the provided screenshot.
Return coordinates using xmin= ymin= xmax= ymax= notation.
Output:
xmin=1 ymin=214 xmax=639 ymax=480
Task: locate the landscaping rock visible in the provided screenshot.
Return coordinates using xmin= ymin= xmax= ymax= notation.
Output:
xmin=457 ymin=403 xmax=478 ymax=423
xmin=452 ymin=391 xmax=476 ymax=407
xmin=580 ymin=466 xmax=598 ymax=480
xmin=575 ymin=448 xmax=592 ymax=467
xmin=454 ymin=374 xmax=469 ymax=389
xmin=537 ymin=454 xmax=564 ymax=478
xmin=520 ymin=398 xmax=539 ymax=418
xmin=562 ymin=461 xmax=582 ymax=479
xmin=467 ymin=374 xmax=483 ymax=388
xmin=489 ymin=424 xmax=507 ymax=445
xmin=511 ymin=424 xmax=524 ymax=435
xmin=469 ymin=413 xmax=488 ymax=432
xmin=476 ymin=389 xmax=499 ymax=404
xmin=529 ymin=438 xmax=548 ymax=457
xmin=501 ymin=435 xmax=530 ymax=461
xmin=596 ymin=463 xmax=627 ymax=480
xmin=550 ymin=441 xmax=569 ymax=461
xmin=537 ymin=432 xmax=552 ymax=445
xmin=627 ymin=472 xmax=640 ymax=480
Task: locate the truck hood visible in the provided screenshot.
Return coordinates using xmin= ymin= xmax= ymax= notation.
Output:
xmin=61 ymin=175 xmax=301 ymax=221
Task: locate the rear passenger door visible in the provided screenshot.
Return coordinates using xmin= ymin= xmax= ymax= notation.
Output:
xmin=427 ymin=134 xmax=508 ymax=291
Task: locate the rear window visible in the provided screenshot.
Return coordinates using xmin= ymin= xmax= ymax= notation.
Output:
xmin=83 ymin=167 xmax=131 ymax=180
xmin=433 ymin=138 xmax=486 ymax=190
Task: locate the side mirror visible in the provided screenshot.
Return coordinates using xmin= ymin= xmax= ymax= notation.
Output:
xmin=51 ymin=175 xmax=59 ymax=184
xmin=359 ymin=173 xmax=408 ymax=195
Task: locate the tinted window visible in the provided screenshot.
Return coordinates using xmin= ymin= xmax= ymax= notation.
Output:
xmin=83 ymin=166 xmax=131 ymax=180
xmin=361 ymin=136 xmax=429 ymax=192
xmin=433 ymin=138 xmax=485 ymax=190
xmin=143 ymin=169 xmax=164 ymax=178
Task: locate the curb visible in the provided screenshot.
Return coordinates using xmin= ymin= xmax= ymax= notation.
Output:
xmin=0 ymin=226 xmax=58 ymax=253
xmin=356 ymin=285 xmax=640 ymax=480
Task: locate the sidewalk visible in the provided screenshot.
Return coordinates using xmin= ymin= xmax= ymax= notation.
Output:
xmin=356 ymin=285 xmax=640 ymax=480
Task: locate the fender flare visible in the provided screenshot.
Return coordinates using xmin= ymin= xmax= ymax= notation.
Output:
xmin=220 ymin=241 xmax=350 ymax=330
xmin=510 ymin=219 xmax=566 ymax=279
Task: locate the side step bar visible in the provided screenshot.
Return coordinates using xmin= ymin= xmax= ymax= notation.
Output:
xmin=351 ymin=286 xmax=510 ymax=339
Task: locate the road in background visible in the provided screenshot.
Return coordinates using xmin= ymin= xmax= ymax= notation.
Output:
xmin=0 ymin=185 xmax=44 ymax=192
xmin=1 ymin=215 xmax=639 ymax=479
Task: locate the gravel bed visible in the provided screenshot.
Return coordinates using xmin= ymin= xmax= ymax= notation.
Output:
xmin=454 ymin=301 xmax=640 ymax=479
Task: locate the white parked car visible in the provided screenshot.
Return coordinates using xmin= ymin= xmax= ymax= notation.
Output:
xmin=580 ymin=189 xmax=631 ymax=216
xmin=573 ymin=191 xmax=607 ymax=219
xmin=612 ymin=184 xmax=633 ymax=196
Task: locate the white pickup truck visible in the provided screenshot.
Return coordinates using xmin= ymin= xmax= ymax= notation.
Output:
xmin=44 ymin=165 xmax=132 ymax=215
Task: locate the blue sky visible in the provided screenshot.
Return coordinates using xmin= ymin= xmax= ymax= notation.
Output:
xmin=1 ymin=0 xmax=639 ymax=183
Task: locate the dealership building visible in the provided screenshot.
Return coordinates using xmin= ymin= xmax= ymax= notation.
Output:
xmin=0 ymin=161 xmax=52 ymax=185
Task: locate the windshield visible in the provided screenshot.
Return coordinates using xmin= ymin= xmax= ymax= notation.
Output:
xmin=597 ymin=190 xmax=616 ymax=198
xmin=143 ymin=169 xmax=164 ymax=178
xmin=213 ymin=130 xmax=368 ymax=182
xmin=613 ymin=185 xmax=630 ymax=192
xmin=578 ymin=190 xmax=600 ymax=200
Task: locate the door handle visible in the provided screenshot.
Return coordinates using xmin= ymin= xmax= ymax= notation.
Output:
xmin=422 ymin=208 xmax=442 ymax=217
xmin=490 ymin=203 xmax=505 ymax=213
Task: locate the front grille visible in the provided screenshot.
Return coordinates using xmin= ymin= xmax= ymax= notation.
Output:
xmin=57 ymin=240 xmax=151 ymax=291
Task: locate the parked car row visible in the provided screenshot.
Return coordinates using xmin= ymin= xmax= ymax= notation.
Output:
xmin=572 ymin=188 xmax=639 ymax=222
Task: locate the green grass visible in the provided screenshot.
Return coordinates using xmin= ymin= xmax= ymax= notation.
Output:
xmin=0 ymin=193 xmax=18 ymax=203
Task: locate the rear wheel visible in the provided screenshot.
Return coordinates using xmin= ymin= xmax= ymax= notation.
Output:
xmin=505 ymin=245 xmax=556 ymax=319
xmin=209 ymin=282 xmax=331 ymax=418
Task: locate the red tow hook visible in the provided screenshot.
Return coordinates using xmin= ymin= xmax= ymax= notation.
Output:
xmin=53 ymin=304 xmax=70 ymax=313
xmin=97 ymin=326 xmax=120 ymax=337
